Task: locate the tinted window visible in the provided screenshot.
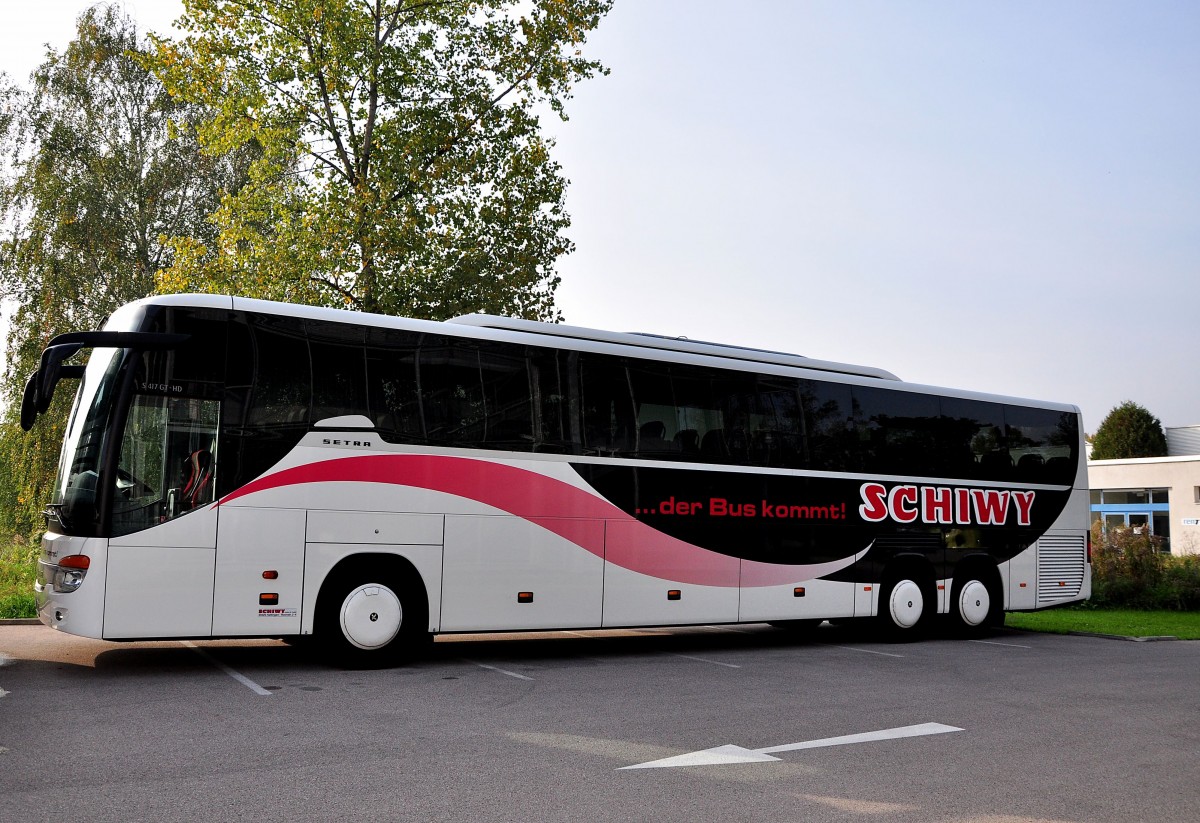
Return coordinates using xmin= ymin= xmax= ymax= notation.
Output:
xmin=854 ymin=387 xmax=941 ymax=476
xmin=801 ymin=380 xmax=855 ymax=471
xmin=1005 ymin=405 xmax=1078 ymax=484
xmin=579 ymin=355 xmax=635 ymax=455
xmin=136 ymin=305 xmax=228 ymax=390
xmin=475 ymin=346 xmax=534 ymax=449
xmin=530 ymin=347 xmax=580 ymax=453
xmin=366 ymin=327 xmax=423 ymax=443
xmin=940 ymin=397 xmax=1008 ymax=480
xmin=417 ymin=339 xmax=533 ymax=449
xmin=745 ymin=376 xmax=802 ymax=468
xmin=628 ymin=361 xmax=682 ymax=457
xmin=246 ymin=315 xmax=310 ymax=426
xmin=307 ymin=319 xmax=368 ymax=422
xmin=219 ymin=314 xmax=310 ymax=495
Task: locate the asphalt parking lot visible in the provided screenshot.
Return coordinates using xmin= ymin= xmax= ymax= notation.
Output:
xmin=1 ymin=621 xmax=1197 ymax=823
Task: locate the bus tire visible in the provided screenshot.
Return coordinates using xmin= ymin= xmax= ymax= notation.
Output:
xmin=317 ymin=565 xmax=429 ymax=668
xmin=950 ymin=564 xmax=1003 ymax=637
xmin=877 ymin=568 xmax=934 ymax=640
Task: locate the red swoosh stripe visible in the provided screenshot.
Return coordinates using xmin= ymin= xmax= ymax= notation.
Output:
xmin=218 ymin=454 xmax=859 ymax=587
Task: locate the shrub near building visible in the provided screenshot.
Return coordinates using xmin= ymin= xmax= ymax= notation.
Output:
xmin=1089 ymin=522 xmax=1200 ymax=610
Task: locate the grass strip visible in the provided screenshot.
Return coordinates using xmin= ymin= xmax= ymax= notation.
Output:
xmin=1006 ymin=608 xmax=1200 ymax=640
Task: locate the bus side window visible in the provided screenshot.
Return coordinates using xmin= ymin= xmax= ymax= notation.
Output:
xmin=940 ymin=397 xmax=1008 ymax=482
xmin=476 ymin=347 xmax=534 ymax=450
xmin=529 ymin=347 xmax=579 ymax=454
xmin=853 ymin=386 xmax=941 ymax=476
xmin=579 ymin=355 xmax=634 ymax=456
xmin=799 ymin=380 xmax=855 ymax=472
xmin=1005 ymin=405 xmax=1078 ymax=485
xmin=308 ymin=319 xmax=368 ymax=423
xmin=366 ymin=327 xmax=423 ymax=443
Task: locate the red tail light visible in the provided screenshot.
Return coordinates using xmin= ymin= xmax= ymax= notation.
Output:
xmin=59 ymin=554 xmax=90 ymax=570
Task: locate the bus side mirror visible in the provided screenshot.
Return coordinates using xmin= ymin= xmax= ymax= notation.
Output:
xmin=36 ymin=344 xmax=85 ymax=414
xmin=21 ymin=362 xmax=85 ymax=431
xmin=20 ymin=373 xmax=38 ymax=431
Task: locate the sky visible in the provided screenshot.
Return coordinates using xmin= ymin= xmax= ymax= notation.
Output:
xmin=2 ymin=1 xmax=1197 ymax=431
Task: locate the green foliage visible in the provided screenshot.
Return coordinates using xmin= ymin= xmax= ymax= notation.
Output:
xmin=0 ymin=4 xmax=253 ymax=540
xmin=0 ymin=540 xmax=38 ymax=619
xmin=146 ymin=0 xmax=612 ymax=320
xmin=1088 ymin=522 xmax=1200 ymax=610
xmin=1089 ymin=400 xmax=1167 ymax=460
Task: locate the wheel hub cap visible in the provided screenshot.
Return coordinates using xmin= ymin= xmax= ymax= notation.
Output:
xmin=889 ymin=580 xmax=924 ymax=629
xmin=958 ymin=580 xmax=991 ymax=627
xmin=340 ymin=584 xmax=402 ymax=650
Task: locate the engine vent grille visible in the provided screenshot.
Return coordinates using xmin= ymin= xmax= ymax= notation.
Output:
xmin=1037 ymin=534 xmax=1087 ymax=604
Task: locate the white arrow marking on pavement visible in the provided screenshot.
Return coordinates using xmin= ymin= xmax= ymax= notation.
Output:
xmin=0 ymin=688 xmax=9 ymax=699
xmin=618 ymin=722 xmax=963 ymax=770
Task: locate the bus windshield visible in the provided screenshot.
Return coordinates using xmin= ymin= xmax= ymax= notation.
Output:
xmin=51 ymin=347 xmax=127 ymax=535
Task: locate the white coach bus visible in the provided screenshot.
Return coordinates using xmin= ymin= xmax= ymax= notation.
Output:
xmin=24 ymin=294 xmax=1089 ymax=665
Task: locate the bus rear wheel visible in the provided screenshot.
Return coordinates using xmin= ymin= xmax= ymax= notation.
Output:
xmin=318 ymin=570 xmax=428 ymax=668
xmin=950 ymin=569 xmax=1002 ymax=637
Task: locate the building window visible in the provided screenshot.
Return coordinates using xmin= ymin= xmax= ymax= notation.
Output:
xmin=1090 ymin=488 xmax=1171 ymax=552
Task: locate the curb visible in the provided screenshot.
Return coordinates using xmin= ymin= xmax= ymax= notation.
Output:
xmin=0 ymin=619 xmax=40 ymax=626
xmin=1066 ymin=631 xmax=1179 ymax=642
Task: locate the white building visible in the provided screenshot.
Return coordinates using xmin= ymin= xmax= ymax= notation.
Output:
xmin=1087 ymin=425 xmax=1200 ymax=555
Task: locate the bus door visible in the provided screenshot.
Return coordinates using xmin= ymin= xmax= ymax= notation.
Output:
xmin=104 ymin=394 xmax=220 ymax=638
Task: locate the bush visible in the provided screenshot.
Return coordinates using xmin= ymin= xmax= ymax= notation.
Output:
xmin=1089 ymin=522 xmax=1200 ymax=610
xmin=0 ymin=592 xmax=36 ymax=619
xmin=0 ymin=539 xmax=39 ymax=619
xmin=1089 ymin=401 xmax=1167 ymax=459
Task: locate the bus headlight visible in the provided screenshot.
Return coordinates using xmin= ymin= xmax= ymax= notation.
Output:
xmin=52 ymin=555 xmax=90 ymax=593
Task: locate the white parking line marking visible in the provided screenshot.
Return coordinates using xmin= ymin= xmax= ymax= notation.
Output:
xmin=969 ymin=639 xmax=1031 ymax=649
xmin=463 ymin=659 xmax=534 ymax=681
xmin=826 ymin=645 xmax=905 ymax=658
xmin=181 ymin=642 xmax=272 ymax=696
xmin=671 ymin=653 xmax=741 ymax=669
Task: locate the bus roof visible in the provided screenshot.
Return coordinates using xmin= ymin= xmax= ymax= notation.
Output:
xmin=448 ymin=314 xmax=901 ymax=381
xmin=104 ymin=294 xmax=1081 ymax=412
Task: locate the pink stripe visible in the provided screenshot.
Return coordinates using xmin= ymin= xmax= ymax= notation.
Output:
xmin=219 ymin=454 xmax=859 ymax=587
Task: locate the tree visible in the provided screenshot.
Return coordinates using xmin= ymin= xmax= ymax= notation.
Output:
xmin=147 ymin=0 xmax=612 ymax=321
xmin=0 ymin=4 xmax=254 ymax=539
xmin=1089 ymin=401 xmax=1168 ymax=460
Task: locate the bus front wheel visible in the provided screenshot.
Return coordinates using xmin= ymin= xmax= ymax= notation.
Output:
xmin=318 ymin=569 xmax=428 ymax=668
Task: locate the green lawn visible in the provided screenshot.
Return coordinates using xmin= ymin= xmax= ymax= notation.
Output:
xmin=1006 ymin=608 xmax=1200 ymax=640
